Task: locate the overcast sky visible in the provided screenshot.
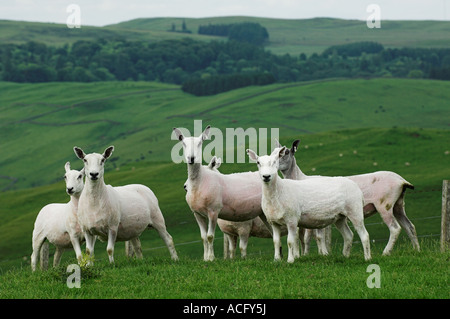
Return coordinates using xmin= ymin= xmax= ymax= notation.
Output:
xmin=1 ymin=0 xmax=449 ymax=26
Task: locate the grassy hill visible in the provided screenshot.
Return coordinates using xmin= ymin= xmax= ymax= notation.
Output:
xmin=1 ymin=78 xmax=449 ymax=191
xmin=1 ymin=78 xmax=449 ymax=272
xmin=2 ymin=17 xmax=450 ymax=56
xmin=106 ymin=17 xmax=450 ymax=55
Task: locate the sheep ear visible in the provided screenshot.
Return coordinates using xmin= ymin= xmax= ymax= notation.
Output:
xmin=201 ymin=125 xmax=211 ymax=140
xmin=216 ymin=157 xmax=222 ymax=169
xmin=173 ymin=127 xmax=184 ymax=141
xmin=278 ymin=146 xmax=287 ymax=158
xmin=74 ymin=147 xmax=86 ymax=160
xmin=80 ymin=167 xmax=85 ymax=176
xmin=208 ymin=156 xmax=217 ymax=169
xmin=65 ymin=162 xmax=71 ymax=173
xmin=292 ymin=140 xmax=300 ymax=153
xmin=103 ymin=146 xmax=114 ymax=159
xmin=247 ymin=149 xmax=258 ymax=162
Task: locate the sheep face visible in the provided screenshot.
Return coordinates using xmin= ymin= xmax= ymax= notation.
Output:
xmin=74 ymin=146 xmax=114 ymax=182
xmin=247 ymin=147 xmax=286 ymax=183
xmin=64 ymin=162 xmax=84 ymax=196
xmin=173 ymin=126 xmax=210 ymax=165
xmin=278 ymin=139 xmax=300 ymax=171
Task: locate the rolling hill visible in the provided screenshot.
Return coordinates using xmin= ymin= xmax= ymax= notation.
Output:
xmin=2 ymin=17 xmax=450 ymax=56
xmin=0 ymin=77 xmax=449 ymax=272
xmin=1 ymin=78 xmax=449 ymax=191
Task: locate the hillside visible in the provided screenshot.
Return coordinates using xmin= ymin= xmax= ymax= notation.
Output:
xmin=1 ymin=126 xmax=448 ymax=271
xmin=1 ymin=17 xmax=450 ymax=56
xmin=110 ymin=17 xmax=450 ymax=55
xmin=1 ymin=78 xmax=450 ymax=191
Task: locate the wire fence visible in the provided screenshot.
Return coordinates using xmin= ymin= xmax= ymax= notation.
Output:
xmin=0 ymin=186 xmax=445 ymax=265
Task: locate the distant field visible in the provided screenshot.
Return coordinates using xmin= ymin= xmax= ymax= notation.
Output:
xmin=111 ymin=17 xmax=450 ymax=55
xmin=2 ymin=17 xmax=450 ymax=56
xmin=1 ymin=78 xmax=449 ymax=191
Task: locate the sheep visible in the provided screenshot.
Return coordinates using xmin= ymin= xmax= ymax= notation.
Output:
xmin=31 ymin=162 xmax=85 ymax=271
xmin=247 ymin=147 xmax=371 ymax=262
xmin=201 ymin=156 xmax=288 ymax=259
xmin=73 ymin=146 xmax=178 ymax=264
xmin=277 ymin=139 xmax=420 ymax=255
xmin=173 ymin=125 xmax=272 ymax=261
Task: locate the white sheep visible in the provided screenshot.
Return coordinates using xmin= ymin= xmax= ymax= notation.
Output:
xmin=247 ymin=147 xmax=371 ymax=262
xmin=277 ymin=139 xmax=420 ymax=255
xmin=31 ymin=162 xmax=85 ymax=271
xmin=73 ymin=146 xmax=178 ymax=264
xmin=201 ymin=156 xmax=288 ymax=259
xmin=173 ymin=125 xmax=272 ymax=261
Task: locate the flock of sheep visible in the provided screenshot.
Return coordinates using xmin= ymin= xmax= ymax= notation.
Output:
xmin=31 ymin=124 xmax=421 ymax=271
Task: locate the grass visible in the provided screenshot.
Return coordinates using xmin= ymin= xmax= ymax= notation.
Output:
xmin=0 ymin=240 xmax=447 ymax=299
xmin=0 ymin=126 xmax=448 ymax=271
xmin=2 ymin=78 xmax=450 ymax=191
xmin=0 ymin=77 xmax=449 ymax=299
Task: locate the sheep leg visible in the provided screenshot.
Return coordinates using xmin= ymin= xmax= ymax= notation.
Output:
xmin=314 ymin=228 xmax=329 ymax=256
xmin=303 ymin=229 xmax=312 ymax=255
xmin=272 ymin=224 xmax=282 ymax=261
xmin=125 ymin=241 xmax=134 ymax=257
xmin=206 ymin=210 xmax=218 ymax=262
xmin=347 ymin=215 xmax=372 ymax=261
xmin=151 ymin=209 xmax=179 ymax=261
xmin=334 ymin=216 xmax=353 ymax=257
xmin=40 ymin=242 xmax=49 ymax=271
xmin=393 ymin=197 xmax=420 ymax=251
xmin=31 ymin=235 xmax=46 ymax=272
xmin=53 ymin=247 xmax=64 ymax=268
xmin=287 ymin=222 xmax=298 ymax=263
xmin=223 ymin=234 xmax=229 ymax=259
xmin=227 ymin=234 xmax=237 ymax=259
xmin=129 ymin=237 xmax=143 ymax=258
xmin=377 ymin=206 xmax=401 ymax=255
xmin=239 ymin=233 xmax=249 ymax=259
xmin=70 ymin=236 xmax=83 ymax=262
xmin=107 ymin=227 xmax=118 ymax=264
xmin=194 ymin=212 xmax=209 ymax=261
xmin=298 ymin=227 xmax=306 ymax=256
xmin=85 ymin=231 xmax=96 ymax=257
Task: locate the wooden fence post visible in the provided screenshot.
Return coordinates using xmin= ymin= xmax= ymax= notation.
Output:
xmin=441 ymin=180 xmax=450 ymax=252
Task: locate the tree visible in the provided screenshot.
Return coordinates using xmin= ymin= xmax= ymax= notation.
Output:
xmin=228 ymin=23 xmax=269 ymax=46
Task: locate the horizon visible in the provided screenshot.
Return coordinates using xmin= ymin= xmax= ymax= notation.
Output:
xmin=2 ymin=15 xmax=450 ymax=29
xmin=1 ymin=1 xmax=449 ymax=27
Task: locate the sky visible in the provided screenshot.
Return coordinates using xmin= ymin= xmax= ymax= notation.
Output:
xmin=0 ymin=0 xmax=449 ymax=27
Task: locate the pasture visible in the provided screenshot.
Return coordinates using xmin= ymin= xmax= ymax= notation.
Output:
xmin=0 ymin=78 xmax=449 ymax=299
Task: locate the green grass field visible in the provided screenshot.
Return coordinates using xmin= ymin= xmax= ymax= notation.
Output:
xmin=0 ymin=77 xmax=449 ymax=299
xmin=0 ymin=240 xmax=448 ymax=299
xmin=2 ymin=78 xmax=450 ymax=191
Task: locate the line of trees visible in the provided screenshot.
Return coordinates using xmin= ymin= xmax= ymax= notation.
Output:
xmin=1 ymin=38 xmax=450 ymax=94
xmin=198 ymin=22 xmax=269 ymax=46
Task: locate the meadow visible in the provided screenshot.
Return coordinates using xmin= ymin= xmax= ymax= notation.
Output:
xmin=0 ymin=78 xmax=449 ymax=299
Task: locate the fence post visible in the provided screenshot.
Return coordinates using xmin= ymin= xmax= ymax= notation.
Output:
xmin=441 ymin=180 xmax=450 ymax=252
